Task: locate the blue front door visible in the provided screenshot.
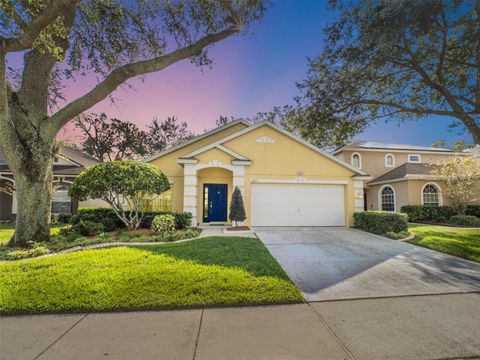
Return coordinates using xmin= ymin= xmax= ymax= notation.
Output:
xmin=203 ymin=184 xmax=228 ymax=222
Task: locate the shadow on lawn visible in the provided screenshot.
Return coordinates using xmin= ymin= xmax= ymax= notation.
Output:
xmin=132 ymin=236 xmax=292 ymax=280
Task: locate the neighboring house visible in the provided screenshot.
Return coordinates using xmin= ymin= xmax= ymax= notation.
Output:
xmin=334 ymin=141 xmax=477 ymax=212
xmin=145 ymin=120 xmax=370 ymax=227
xmin=0 ymin=145 xmax=102 ymax=221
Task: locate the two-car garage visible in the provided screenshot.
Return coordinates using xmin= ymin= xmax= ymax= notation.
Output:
xmin=250 ymin=183 xmax=346 ymax=227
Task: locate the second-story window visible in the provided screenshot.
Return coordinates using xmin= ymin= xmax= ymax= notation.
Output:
xmin=351 ymin=153 xmax=361 ymax=169
xmin=408 ymin=154 xmax=421 ymax=163
xmin=385 ymin=154 xmax=395 ymax=167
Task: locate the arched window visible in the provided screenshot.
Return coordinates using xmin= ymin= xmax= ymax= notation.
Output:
xmin=380 ymin=186 xmax=395 ymax=212
xmin=385 ymin=154 xmax=395 ymax=167
xmin=422 ymin=183 xmax=440 ymax=206
xmin=351 ymin=153 xmax=361 ymax=169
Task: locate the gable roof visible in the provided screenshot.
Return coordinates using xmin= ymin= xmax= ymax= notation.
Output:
xmin=334 ymin=141 xmax=454 ymax=154
xmin=180 ymin=144 xmax=249 ymax=161
xmin=180 ymin=121 xmax=368 ymax=176
xmin=368 ymin=163 xmax=436 ymax=185
xmin=143 ymin=119 xmax=251 ymax=162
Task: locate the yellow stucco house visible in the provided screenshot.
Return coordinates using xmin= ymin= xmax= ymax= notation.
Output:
xmin=145 ymin=120 xmax=370 ymax=227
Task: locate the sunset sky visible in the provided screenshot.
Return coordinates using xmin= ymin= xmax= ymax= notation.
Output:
xmin=10 ymin=1 xmax=471 ymax=147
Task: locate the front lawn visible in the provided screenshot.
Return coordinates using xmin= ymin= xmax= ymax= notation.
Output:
xmin=0 ymin=222 xmax=65 ymax=245
xmin=0 ymin=237 xmax=302 ymax=314
xmin=407 ymin=224 xmax=480 ymax=263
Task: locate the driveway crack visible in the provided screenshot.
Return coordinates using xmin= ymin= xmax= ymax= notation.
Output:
xmin=306 ymin=303 xmax=356 ymax=360
xmin=33 ymin=313 xmax=88 ymax=360
xmin=192 ymin=308 xmax=204 ymax=360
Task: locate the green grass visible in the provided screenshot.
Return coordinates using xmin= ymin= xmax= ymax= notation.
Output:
xmin=407 ymin=224 xmax=480 ymax=263
xmin=0 ymin=222 xmax=65 ymax=245
xmin=0 ymin=237 xmax=302 ymax=314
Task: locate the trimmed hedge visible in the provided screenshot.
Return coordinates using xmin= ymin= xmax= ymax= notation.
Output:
xmin=139 ymin=211 xmax=192 ymax=229
xmin=71 ymin=208 xmax=124 ymax=231
xmin=466 ymin=205 xmax=480 ymax=218
xmin=72 ymin=208 xmax=192 ymax=230
xmin=449 ymin=215 xmax=480 ymax=227
xmin=401 ymin=204 xmax=480 ymax=222
xmin=354 ymin=211 xmax=409 ymax=235
xmin=400 ymin=205 xmax=456 ymax=222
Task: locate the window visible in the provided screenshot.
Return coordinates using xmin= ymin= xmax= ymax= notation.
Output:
xmin=52 ymin=185 xmax=71 ymax=214
xmin=408 ymin=154 xmax=421 ymax=163
xmin=0 ymin=152 xmax=5 ymax=164
xmin=153 ymin=189 xmax=173 ymax=212
xmin=351 ymin=153 xmax=361 ymax=169
xmin=422 ymin=184 xmax=440 ymax=206
xmin=385 ymin=154 xmax=395 ymax=167
xmin=380 ymin=186 xmax=395 ymax=212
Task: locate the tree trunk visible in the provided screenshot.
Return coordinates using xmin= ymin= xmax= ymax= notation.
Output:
xmin=12 ymin=168 xmax=53 ymax=246
xmin=1 ymin=105 xmax=56 ymax=247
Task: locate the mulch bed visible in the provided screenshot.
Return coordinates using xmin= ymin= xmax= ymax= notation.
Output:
xmin=226 ymin=226 xmax=251 ymax=231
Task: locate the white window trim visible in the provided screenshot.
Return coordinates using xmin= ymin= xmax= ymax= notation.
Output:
xmin=385 ymin=153 xmax=395 ymax=167
xmin=408 ymin=154 xmax=421 ymax=163
xmin=351 ymin=152 xmax=362 ymax=169
xmin=378 ymin=184 xmax=396 ymax=212
xmin=421 ymin=182 xmax=443 ymax=206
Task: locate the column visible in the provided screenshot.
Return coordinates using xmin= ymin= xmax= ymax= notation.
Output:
xmin=183 ymin=163 xmax=198 ymax=225
xmin=354 ymin=180 xmax=365 ymax=213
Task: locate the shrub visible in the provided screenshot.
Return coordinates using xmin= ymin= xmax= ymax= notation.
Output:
xmin=59 ymin=225 xmax=76 ymax=236
xmin=466 ymin=205 xmax=480 ymax=218
xmin=69 ymin=161 xmax=170 ymax=229
xmin=229 ymin=186 xmax=246 ymax=227
xmin=72 ymin=208 xmax=124 ymax=231
xmin=385 ymin=231 xmax=410 ymax=240
xmin=73 ymin=221 xmax=105 ymax=236
xmin=139 ymin=211 xmax=192 ymax=229
xmin=354 ymin=211 xmax=408 ymax=234
xmin=400 ymin=205 xmax=456 ymax=222
xmin=57 ymin=213 xmax=73 ymax=224
xmin=151 ymin=214 xmax=176 ymax=236
xmin=173 ymin=212 xmax=193 ymax=229
xmin=29 ymin=243 xmax=49 ymax=257
xmin=449 ymin=215 xmax=480 ymax=227
xmin=163 ymin=228 xmax=200 ymax=242
xmin=5 ymin=243 xmax=49 ymax=260
xmin=6 ymin=249 xmax=30 ymax=260
xmin=96 ymin=232 xmax=113 ymax=242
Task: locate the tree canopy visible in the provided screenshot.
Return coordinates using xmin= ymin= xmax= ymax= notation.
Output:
xmin=69 ymin=160 xmax=170 ymax=228
xmin=0 ymin=0 xmax=266 ymax=245
xmin=284 ymin=0 xmax=480 ymax=148
xmin=74 ymin=113 xmax=193 ymax=161
xmin=431 ymin=157 xmax=480 ymax=214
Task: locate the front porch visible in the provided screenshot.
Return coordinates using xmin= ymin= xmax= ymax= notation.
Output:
xmin=178 ymin=159 xmax=251 ymax=226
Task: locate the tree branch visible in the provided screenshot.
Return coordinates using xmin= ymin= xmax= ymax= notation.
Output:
xmin=360 ymin=99 xmax=457 ymax=117
xmin=48 ymin=26 xmax=240 ymax=135
xmin=6 ymin=0 xmax=81 ymax=52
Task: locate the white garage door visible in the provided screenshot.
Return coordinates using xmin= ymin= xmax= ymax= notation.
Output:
xmin=251 ymin=183 xmax=345 ymax=226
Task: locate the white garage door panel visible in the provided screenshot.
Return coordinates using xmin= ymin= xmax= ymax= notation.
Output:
xmin=251 ymin=184 xmax=345 ymax=226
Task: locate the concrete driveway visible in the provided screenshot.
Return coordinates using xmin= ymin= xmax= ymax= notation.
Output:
xmin=254 ymin=227 xmax=480 ymax=301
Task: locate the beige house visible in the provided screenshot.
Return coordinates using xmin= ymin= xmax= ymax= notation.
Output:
xmin=146 ymin=120 xmax=370 ymax=227
xmin=334 ymin=141 xmax=477 ymax=212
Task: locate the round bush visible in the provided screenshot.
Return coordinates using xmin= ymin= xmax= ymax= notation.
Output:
xmin=73 ymin=221 xmax=105 ymax=236
xmin=449 ymin=215 xmax=480 ymax=227
xmin=151 ymin=214 xmax=176 ymax=236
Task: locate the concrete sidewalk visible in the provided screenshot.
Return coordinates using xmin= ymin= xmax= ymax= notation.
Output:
xmin=2 ymin=293 xmax=480 ymax=360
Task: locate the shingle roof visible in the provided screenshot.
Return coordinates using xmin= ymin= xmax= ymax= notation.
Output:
xmin=336 ymin=141 xmax=452 ymax=153
xmin=369 ymin=163 xmax=434 ymax=184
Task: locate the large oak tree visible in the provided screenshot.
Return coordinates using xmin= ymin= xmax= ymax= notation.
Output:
xmin=285 ymin=0 xmax=480 ymax=149
xmin=0 ymin=0 xmax=265 ymax=246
